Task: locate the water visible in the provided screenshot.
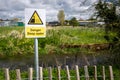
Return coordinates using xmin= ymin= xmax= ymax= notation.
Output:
xmin=0 ymin=52 xmax=110 ymax=70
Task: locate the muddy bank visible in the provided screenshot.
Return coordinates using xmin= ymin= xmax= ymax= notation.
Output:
xmin=60 ymin=43 xmax=114 ymax=51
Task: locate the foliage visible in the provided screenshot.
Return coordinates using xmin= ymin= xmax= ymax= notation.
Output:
xmin=95 ymin=0 xmax=120 ymax=42
xmin=69 ymin=17 xmax=79 ymax=27
xmin=57 ymin=10 xmax=65 ymax=26
xmin=95 ymin=0 xmax=120 ymax=68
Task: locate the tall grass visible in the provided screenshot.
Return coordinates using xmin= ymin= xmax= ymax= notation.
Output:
xmin=0 ymin=26 xmax=108 ymax=56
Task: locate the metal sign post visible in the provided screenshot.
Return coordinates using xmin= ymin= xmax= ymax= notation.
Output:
xmin=25 ymin=8 xmax=46 ymax=80
xmin=34 ymin=38 xmax=39 ymax=80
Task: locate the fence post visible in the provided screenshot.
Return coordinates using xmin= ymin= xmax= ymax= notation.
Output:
xmin=102 ymin=66 xmax=105 ymax=80
xmin=66 ymin=65 xmax=71 ymax=80
xmin=16 ymin=69 xmax=21 ymax=80
xmin=75 ymin=65 xmax=80 ymax=80
xmin=48 ymin=67 xmax=52 ymax=80
xmin=28 ymin=68 xmax=33 ymax=80
xmin=84 ymin=66 xmax=89 ymax=80
xmin=5 ymin=68 xmax=10 ymax=80
xmin=57 ymin=66 xmax=61 ymax=80
xmin=94 ymin=66 xmax=97 ymax=80
xmin=39 ymin=67 xmax=43 ymax=80
xmin=109 ymin=66 xmax=114 ymax=80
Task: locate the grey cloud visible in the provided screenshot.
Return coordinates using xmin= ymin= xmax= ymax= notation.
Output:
xmin=0 ymin=0 xmax=98 ymax=21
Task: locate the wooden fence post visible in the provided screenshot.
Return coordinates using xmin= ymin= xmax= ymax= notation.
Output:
xmin=57 ymin=66 xmax=61 ymax=80
xmin=109 ymin=66 xmax=114 ymax=80
xmin=94 ymin=66 xmax=97 ymax=80
xmin=84 ymin=66 xmax=89 ymax=80
xmin=16 ymin=69 xmax=21 ymax=80
xmin=5 ymin=68 xmax=10 ymax=80
xmin=48 ymin=67 xmax=52 ymax=80
xmin=28 ymin=68 xmax=33 ymax=80
xmin=66 ymin=65 xmax=71 ymax=80
xmin=102 ymin=66 xmax=105 ymax=80
xmin=39 ymin=67 xmax=43 ymax=80
xmin=75 ymin=65 xmax=80 ymax=80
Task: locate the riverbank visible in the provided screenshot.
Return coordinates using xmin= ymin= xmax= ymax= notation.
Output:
xmin=0 ymin=26 xmax=110 ymax=56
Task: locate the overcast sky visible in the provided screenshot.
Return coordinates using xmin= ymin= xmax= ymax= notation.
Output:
xmin=0 ymin=0 xmax=98 ymax=22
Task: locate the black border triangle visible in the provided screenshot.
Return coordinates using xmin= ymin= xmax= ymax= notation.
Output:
xmin=28 ymin=10 xmax=43 ymax=25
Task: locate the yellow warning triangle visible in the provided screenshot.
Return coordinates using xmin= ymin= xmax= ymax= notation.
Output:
xmin=28 ymin=10 xmax=43 ymax=25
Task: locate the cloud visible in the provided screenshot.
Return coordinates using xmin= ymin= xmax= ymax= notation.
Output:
xmin=0 ymin=0 xmax=98 ymax=21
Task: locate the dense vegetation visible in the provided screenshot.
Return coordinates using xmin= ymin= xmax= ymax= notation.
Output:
xmin=95 ymin=0 xmax=120 ymax=67
xmin=95 ymin=0 xmax=120 ymax=42
xmin=0 ymin=26 xmax=109 ymax=57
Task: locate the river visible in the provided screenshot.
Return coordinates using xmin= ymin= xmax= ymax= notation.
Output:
xmin=0 ymin=51 xmax=111 ymax=70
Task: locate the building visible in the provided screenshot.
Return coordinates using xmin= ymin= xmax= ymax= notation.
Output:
xmin=0 ymin=19 xmax=24 ymax=27
xmin=78 ymin=20 xmax=97 ymax=27
xmin=17 ymin=22 xmax=24 ymax=26
xmin=0 ymin=19 xmax=11 ymax=26
xmin=47 ymin=21 xmax=60 ymax=26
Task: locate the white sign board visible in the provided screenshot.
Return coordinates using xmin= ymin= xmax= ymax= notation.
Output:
xmin=25 ymin=8 xmax=46 ymax=38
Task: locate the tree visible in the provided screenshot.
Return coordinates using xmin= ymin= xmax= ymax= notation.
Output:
xmin=69 ymin=17 xmax=79 ymax=27
xmin=12 ymin=18 xmax=19 ymax=22
xmin=95 ymin=0 xmax=120 ymax=67
xmin=95 ymin=0 xmax=120 ymax=42
xmin=57 ymin=10 xmax=65 ymax=26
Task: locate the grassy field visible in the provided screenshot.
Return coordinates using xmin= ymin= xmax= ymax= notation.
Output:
xmin=0 ymin=26 xmax=109 ymax=56
xmin=48 ymin=26 xmax=107 ymax=44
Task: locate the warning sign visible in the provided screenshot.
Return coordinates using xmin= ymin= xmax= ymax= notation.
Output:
xmin=28 ymin=11 xmax=43 ymax=25
xmin=25 ymin=27 xmax=46 ymax=38
xmin=25 ymin=8 xmax=46 ymax=38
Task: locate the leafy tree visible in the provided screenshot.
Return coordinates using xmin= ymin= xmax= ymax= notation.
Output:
xmin=69 ymin=17 xmax=79 ymax=27
xmin=57 ymin=10 xmax=65 ymax=26
xmin=64 ymin=20 xmax=70 ymax=26
xmin=95 ymin=0 xmax=120 ymax=42
xmin=95 ymin=0 xmax=120 ymax=67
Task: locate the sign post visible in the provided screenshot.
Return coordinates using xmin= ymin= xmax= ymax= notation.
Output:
xmin=34 ymin=38 xmax=39 ymax=80
xmin=25 ymin=8 xmax=46 ymax=80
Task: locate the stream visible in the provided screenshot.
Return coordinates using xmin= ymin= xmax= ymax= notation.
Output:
xmin=0 ymin=52 xmax=111 ymax=70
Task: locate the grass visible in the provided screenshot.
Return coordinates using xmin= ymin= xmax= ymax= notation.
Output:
xmin=0 ymin=26 xmax=108 ymax=56
xmin=0 ymin=27 xmax=23 ymax=35
xmin=50 ymin=27 xmax=107 ymax=44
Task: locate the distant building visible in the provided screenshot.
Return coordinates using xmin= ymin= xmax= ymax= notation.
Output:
xmin=78 ymin=20 xmax=97 ymax=26
xmin=17 ymin=22 xmax=24 ymax=26
xmin=0 ymin=19 xmax=24 ymax=27
xmin=97 ymin=22 xmax=105 ymax=25
xmin=47 ymin=21 xmax=60 ymax=26
xmin=0 ymin=19 xmax=11 ymax=26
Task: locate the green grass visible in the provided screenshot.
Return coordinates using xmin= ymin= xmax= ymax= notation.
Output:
xmin=0 ymin=26 xmax=108 ymax=56
xmin=0 ymin=27 xmax=23 ymax=35
xmin=49 ymin=27 xmax=107 ymax=44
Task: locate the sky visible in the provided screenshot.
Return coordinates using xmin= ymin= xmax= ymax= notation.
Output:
xmin=0 ymin=0 xmax=99 ymax=22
